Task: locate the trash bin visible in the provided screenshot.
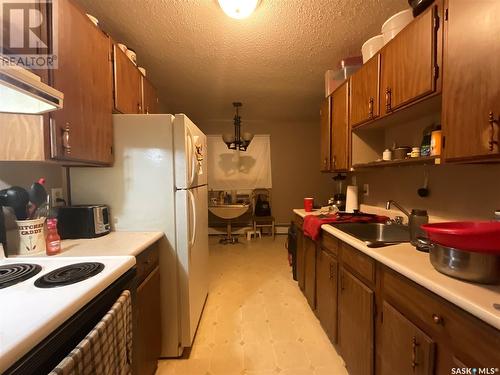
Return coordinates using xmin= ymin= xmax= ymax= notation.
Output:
xmin=286 ymin=222 xmax=297 ymax=281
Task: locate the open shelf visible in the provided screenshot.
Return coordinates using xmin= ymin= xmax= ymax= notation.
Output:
xmin=352 ymin=155 xmax=440 ymax=169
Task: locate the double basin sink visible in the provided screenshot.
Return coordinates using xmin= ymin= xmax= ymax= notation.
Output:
xmin=329 ymin=222 xmax=409 ymax=247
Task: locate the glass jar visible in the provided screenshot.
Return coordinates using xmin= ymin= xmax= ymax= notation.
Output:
xmin=409 ymin=209 xmax=429 ymax=248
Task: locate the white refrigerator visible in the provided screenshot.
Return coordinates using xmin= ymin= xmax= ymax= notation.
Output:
xmin=70 ymin=114 xmax=209 ymax=357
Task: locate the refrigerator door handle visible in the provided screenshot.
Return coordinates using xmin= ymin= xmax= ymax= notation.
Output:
xmin=188 ymin=189 xmax=197 ymax=249
xmin=187 ymin=127 xmax=197 ymax=187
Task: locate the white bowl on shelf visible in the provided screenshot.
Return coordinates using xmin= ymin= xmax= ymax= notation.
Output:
xmin=361 ymin=35 xmax=384 ymax=63
xmin=381 ymin=9 xmax=413 ymax=44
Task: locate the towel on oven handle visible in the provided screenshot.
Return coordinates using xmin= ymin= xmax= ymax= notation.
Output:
xmin=48 ymin=290 xmax=133 ymax=375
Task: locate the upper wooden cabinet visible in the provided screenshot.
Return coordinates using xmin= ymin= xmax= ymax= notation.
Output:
xmin=319 ymin=97 xmax=332 ymax=171
xmin=442 ymin=0 xmax=500 ymax=162
xmin=50 ymin=0 xmax=113 ymax=164
xmin=142 ymin=78 xmax=159 ymax=114
xmin=113 ymin=45 xmax=143 ymax=114
xmin=380 ymin=4 xmax=440 ymax=114
xmin=350 ymin=55 xmax=380 ymax=128
xmin=331 ymin=81 xmax=350 ymax=171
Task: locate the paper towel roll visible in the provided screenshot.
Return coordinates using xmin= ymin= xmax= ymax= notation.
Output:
xmin=345 ymin=185 xmax=359 ymax=213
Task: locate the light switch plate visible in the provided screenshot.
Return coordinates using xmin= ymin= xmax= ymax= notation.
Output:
xmin=51 ymin=188 xmax=64 ymax=207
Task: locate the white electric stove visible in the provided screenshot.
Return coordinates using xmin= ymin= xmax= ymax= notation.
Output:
xmin=0 ymin=249 xmax=135 ymax=373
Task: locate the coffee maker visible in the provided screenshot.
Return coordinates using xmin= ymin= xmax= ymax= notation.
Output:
xmin=332 ymin=174 xmax=346 ymax=211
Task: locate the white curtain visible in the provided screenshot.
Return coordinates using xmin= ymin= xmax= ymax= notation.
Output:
xmin=207 ymin=135 xmax=272 ymax=191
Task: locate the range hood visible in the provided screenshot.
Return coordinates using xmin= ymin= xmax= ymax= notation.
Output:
xmin=0 ymin=63 xmax=63 ymax=114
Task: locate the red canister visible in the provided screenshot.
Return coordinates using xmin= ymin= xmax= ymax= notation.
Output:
xmin=304 ymin=198 xmax=314 ymax=212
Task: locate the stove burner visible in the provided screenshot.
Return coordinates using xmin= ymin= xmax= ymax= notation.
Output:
xmin=34 ymin=262 xmax=105 ymax=288
xmin=0 ymin=263 xmax=42 ymax=289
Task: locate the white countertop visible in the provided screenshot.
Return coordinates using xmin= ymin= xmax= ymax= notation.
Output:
xmin=12 ymin=231 xmax=164 ymax=258
xmin=293 ymin=208 xmax=500 ymax=330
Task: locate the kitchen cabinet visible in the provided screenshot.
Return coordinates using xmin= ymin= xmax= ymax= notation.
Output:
xmin=350 ymin=55 xmax=380 ymax=128
xmin=380 ymin=4 xmax=440 ymax=114
xmin=379 ymin=301 xmax=435 ymax=375
xmin=113 ymin=45 xmax=144 ymax=114
xmin=339 ymin=268 xmax=374 ymax=375
xmin=304 ymin=236 xmax=317 ymax=309
xmin=296 ymin=224 xmax=305 ymax=292
xmin=50 ymin=0 xmax=113 ymax=164
xmin=319 ymin=97 xmax=332 ymax=172
xmin=442 ymin=0 xmax=500 ymax=162
xmin=142 ymin=77 xmax=159 ymax=114
xmin=134 ymin=244 xmax=161 ymax=375
xmin=315 ymin=247 xmax=338 ymax=342
xmin=331 ymin=81 xmax=350 ymax=171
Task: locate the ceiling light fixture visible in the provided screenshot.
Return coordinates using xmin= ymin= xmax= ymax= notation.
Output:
xmin=222 ymin=102 xmax=254 ymax=151
xmin=218 ymin=0 xmax=260 ymax=19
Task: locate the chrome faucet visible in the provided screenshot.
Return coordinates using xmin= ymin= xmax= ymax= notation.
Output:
xmin=386 ymin=200 xmax=411 ymax=225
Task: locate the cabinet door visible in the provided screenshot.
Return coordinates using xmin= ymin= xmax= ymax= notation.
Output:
xmin=114 ymin=45 xmax=143 ymax=114
xmin=380 ymin=5 xmax=439 ymax=113
xmin=304 ymin=236 xmax=317 ymax=309
xmin=136 ymin=266 xmax=161 ymax=375
xmin=339 ymin=268 xmax=374 ymax=375
xmin=442 ymin=0 xmax=500 ymax=161
xmin=379 ymin=301 xmax=435 ymax=375
xmin=331 ymin=81 xmax=349 ymax=171
xmin=296 ymin=228 xmax=305 ymax=291
xmin=50 ymin=0 xmax=113 ymax=164
xmin=320 ymin=97 xmax=332 ymax=171
xmin=350 ymin=56 xmax=380 ymax=127
xmin=316 ymin=249 xmax=338 ymax=342
xmin=142 ymin=77 xmax=159 ymax=114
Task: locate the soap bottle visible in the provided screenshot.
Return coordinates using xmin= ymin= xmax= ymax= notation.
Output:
xmin=46 ymin=218 xmax=61 ymax=255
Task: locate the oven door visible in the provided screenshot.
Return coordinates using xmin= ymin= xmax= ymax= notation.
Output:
xmin=4 ymin=269 xmax=136 ymax=375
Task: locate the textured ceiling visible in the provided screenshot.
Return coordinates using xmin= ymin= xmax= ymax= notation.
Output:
xmin=76 ymin=0 xmax=408 ymax=125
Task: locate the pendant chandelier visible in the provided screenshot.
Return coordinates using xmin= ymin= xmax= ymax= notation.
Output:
xmin=222 ymin=102 xmax=254 ymax=151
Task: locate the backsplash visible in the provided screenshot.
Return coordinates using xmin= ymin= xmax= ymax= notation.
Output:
xmin=355 ymin=164 xmax=500 ymax=221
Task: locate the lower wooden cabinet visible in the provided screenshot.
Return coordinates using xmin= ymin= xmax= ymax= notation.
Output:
xmin=304 ymin=236 xmax=317 ymax=309
xmin=316 ymin=248 xmax=338 ymax=342
xmin=379 ymin=301 xmax=435 ymax=375
xmin=339 ymin=268 xmax=374 ymax=375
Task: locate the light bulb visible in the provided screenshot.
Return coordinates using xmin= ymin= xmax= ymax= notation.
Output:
xmin=218 ymin=0 xmax=260 ymax=19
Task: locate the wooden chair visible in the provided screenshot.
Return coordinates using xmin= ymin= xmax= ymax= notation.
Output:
xmin=252 ymin=189 xmax=275 ymax=239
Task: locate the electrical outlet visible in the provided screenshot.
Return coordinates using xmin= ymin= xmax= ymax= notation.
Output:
xmin=363 ymin=184 xmax=369 ymax=197
xmin=51 ymin=188 xmax=64 ymax=206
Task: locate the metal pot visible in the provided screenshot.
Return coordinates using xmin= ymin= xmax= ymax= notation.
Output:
xmin=426 ymin=241 xmax=500 ymax=284
xmin=392 ymin=146 xmax=411 ymax=160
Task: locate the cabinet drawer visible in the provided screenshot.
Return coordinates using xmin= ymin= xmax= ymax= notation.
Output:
xmin=341 ymin=242 xmax=375 ymax=284
xmin=320 ymin=232 xmax=339 ymax=256
xmin=294 ymin=214 xmax=304 ymax=230
xmin=136 ymin=244 xmax=159 ymax=285
xmin=382 ymin=267 xmax=500 ymax=367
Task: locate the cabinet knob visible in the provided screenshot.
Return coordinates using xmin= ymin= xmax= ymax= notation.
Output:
xmin=488 ymin=111 xmax=499 ymax=152
xmin=368 ymin=97 xmax=374 ymax=119
xmin=385 ymin=88 xmax=392 ymax=113
xmin=62 ymin=123 xmax=71 ymax=155
xmin=432 ymin=313 xmax=443 ymax=325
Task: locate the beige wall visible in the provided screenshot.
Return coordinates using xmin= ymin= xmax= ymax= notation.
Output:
xmin=199 ymin=119 xmax=335 ymax=224
xmin=355 ymin=164 xmax=500 ymax=221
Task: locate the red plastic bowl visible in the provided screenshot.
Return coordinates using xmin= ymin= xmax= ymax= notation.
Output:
xmin=421 ymin=222 xmax=500 ymax=253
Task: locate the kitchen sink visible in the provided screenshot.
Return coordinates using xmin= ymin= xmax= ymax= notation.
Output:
xmin=330 ymin=222 xmax=410 ymax=247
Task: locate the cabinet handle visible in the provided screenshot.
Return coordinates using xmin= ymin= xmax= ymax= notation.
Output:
xmin=62 ymin=123 xmax=71 ymax=155
xmin=411 ymin=336 xmax=419 ymax=369
xmin=323 ymin=157 xmax=328 ymax=168
xmin=146 ymin=106 xmax=150 ymax=114
xmin=137 ymin=103 xmax=142 ymax=113
xmin=432 ymin=313 xmax=443 ymax=325
xmin=385 ymin=88 xmax=392 ymax=113
xmin=332 ymin=155 xmax=336 ymax=169
xmin=368 ymin=97 xmax=374 ymax=119
xmin=329 ymin=263 xmax=334 ymax=280
xmin=340 ymin=273 xmax=345 ymax=291
xmin=488 ymin=111 xmax=499 ymax=152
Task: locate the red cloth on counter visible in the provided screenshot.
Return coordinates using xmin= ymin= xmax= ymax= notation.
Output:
xmin=303 ymin=213 xmax=389 ymax=240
